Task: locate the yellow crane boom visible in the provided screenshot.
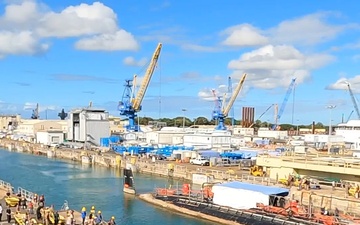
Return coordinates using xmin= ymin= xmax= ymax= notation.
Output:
xmin=223 ymin=73 xmax=247 ymax=116
xmin=132 ymin=43 xmax=162 ymax=111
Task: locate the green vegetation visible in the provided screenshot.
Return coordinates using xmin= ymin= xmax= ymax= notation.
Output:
xmin=134 ymin=116 xmax=325 ymax=130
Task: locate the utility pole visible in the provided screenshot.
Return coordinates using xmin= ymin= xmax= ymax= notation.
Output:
xmin=182 ymin=109 xmax=187 ymax=131
xmin=327 ymin=105 xmax=336 ymax=154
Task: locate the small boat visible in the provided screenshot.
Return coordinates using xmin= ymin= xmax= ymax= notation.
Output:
xmin=123 ymin=167 xmax=136 ymax=195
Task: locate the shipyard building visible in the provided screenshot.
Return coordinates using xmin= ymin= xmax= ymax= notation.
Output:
xmin=67 ymin=108 xmax=110 ymax=146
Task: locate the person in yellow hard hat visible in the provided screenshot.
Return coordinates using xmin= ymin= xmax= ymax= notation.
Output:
xmin=95 ymin=211 xmax=102 ymax=225
xmin=81 ymin=207 xmax=87 ymax=225
xmin=90 ymin=206 xmax=95 ymax=217
xmin=108 ymin=216 xmax=116 ymax=225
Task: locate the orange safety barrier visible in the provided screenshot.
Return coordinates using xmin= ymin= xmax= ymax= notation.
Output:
xmin=182 ymin=184 xmax=190 ymax=195
xmin=312 ymin=213 xmax=336 ymax=225
xmin=156 ymin=188 xmax=176 ymax=196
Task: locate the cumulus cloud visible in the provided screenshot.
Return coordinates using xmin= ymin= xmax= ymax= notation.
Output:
xmin=198 ymin=78 xmax=249 ymax=102
xmin=0 ymin=0 xmax=139 ymax=57
xmin=220 ymin=12 xmax=350 ymax=48
xmin=326 ymin=75 xmax=360 ymax=93
xmin=37 ymin=2 xmax=118 ymax=38
xmin=228 ymin=44 xmax=335 ymax=89
xmin=269 ymin=12 xmax=348 ymax=46
xmin=221 ymin=24 xmax=268 ymax=47
xmin=0 ymin=31 xmax=48 ymax=57
xmin=123 ymin=56 xmax=148 ymax=67
xmin=75 ymin=30 xmax=139 ymax=51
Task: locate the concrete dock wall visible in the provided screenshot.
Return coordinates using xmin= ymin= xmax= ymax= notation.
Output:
xmin=1 ymin=139 xmax=360 ymax=216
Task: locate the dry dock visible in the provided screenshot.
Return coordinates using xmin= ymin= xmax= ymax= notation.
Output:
xmin=2 ymin=139 xmax=360 ymax=217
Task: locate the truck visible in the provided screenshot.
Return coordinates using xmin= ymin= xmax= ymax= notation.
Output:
xmin=190 ymin=157 xmax=210 ymax=166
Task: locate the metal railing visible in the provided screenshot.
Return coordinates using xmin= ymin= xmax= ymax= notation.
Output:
xmin=0 ymin=179 xmax=14 ymax=193
xmin=18 ymin=187 xmax=35 ymax=202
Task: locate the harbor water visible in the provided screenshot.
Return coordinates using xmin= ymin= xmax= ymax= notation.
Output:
xmin=0 ymin=150 xmax=216 ymax=225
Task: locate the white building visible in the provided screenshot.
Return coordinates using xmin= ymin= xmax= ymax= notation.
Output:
xmin=335 ymin=120 xmax=360 ymax=144
xmin=233 ymin=127 xmax=254 ymax=136
xmin=257 ymin=129 xmax=288 ymax=139
xmin=67 ymin=108 xmax=110 ymax=146
xmin=183 ymin=131 xmax=231 ymax=149
xmin=145 ymin=131 xmax=185 ymax=145
xmin=15 ymin=119 xmax=67 ymax=138
xmin=36 ymin=130 xmax=64 ymax=145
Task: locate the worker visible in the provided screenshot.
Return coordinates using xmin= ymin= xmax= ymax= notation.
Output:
xmin=108 ymin=216 xmax=116 ymax=225
xmin=95 ymin=211 xmax=102 ymax=225
xmin=81 ymin=207 xmax=86 ymax=225
xmin=90 ymin=206 xmax=95 ymax=217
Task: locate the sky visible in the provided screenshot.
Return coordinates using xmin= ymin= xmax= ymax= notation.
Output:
xmin=1 ymin=0 xmax=360 ymax=125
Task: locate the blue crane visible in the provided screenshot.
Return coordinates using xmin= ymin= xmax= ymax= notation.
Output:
xmin=345 ymin=82 xmax=360 ymax=119
xmin=228 ymin=77 xmax=235 ymax=126
xmin=272 ymin=78 xmax=296 ymax=130
xmin=212 ymin=74 xmax=247 ymax=130
xmin=118 ymin=43 xmax=162 ymax=132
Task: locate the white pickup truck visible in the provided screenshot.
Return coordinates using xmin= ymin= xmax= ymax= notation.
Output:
xmin=190 ymin=157 xmax=210 ymax=166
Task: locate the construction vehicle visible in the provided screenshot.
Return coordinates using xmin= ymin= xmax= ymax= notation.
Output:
xmin=211 ymin=74 xmax=247 ymax=130
xmin=250 ymin=165 xmax=265 ymax=176
xmin=118 ymin=43 xmax=162 ymax=132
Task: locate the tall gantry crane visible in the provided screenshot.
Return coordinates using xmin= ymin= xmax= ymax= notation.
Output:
xmin=345 ymin=82 xmax=360 ymax=119
xmin=272 ymin=78 xmax=296 ymax=130
xmin=211 ymin=74 xmax=247 ymax=130
xmin=118 ymin=43 xmax=162 ymax=132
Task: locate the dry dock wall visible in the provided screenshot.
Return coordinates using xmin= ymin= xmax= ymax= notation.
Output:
xmin=1 ymin=139 xmax=360 ymax=215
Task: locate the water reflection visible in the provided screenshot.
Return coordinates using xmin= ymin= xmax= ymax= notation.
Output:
xmin=0 ymin=150 xmax=216 ymax=225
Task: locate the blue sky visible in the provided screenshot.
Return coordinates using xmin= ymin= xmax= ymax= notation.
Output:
xmin=1 ymin=0 xmax=360 ymax=125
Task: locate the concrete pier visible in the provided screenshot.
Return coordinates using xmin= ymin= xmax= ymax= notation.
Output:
xmin=0 ymin=180 xmax=83 ymax=225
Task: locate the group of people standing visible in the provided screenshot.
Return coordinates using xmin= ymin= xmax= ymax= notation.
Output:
xmin=80 ymin=206 xmax=116 ymax=225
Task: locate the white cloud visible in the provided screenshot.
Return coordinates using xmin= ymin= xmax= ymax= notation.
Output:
xmin=326 ymin=76 xmax=360 ymax=93
xmin=75 ymin=30 xmax=139 ymax=51
xmin=198 ymin=85 xmax=229 ymax=102
xmin=0 ymin=31 xmax=48 ymax=57
xmin=221 ymin=24 xmax=268 ymax=47
xmin=123 ymin=56 xmax=148 ymax=67
xmin=220 ymin=12 xmax=350 ymax=48
xmin=269 ymin=12 xmax=348 ymax=46
xmin=0 ymin=0 xmax=139 ymax=57
xmin=37 ymin=2 xmax=118 ymax=38
xmin=181 ymin=44 xmax=221 ymax=52
xmin=228 ymin=45 xmax=335 ymax=89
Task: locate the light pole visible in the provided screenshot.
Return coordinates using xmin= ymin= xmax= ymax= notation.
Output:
xmin=182 ymin=109 xmax=187 ymax=131
xmin=327 ymin=105 xmax=336 ymax=136
xmin=296 ymin=119 xmax=299 ymax=135
xmin=327 ymin=105 xmax=336 ymax=154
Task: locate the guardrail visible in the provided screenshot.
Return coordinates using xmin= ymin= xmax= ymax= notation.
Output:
xmin=0 ymin=179 xmax=35 ymax=201
xmin=0 ymin=179 xmax=14 ymax=193
xmin=18 ymin=187 xmax=35 ymax=202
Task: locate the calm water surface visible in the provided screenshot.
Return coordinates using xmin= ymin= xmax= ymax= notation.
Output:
xmin=0 ymin=150 xmax=216 ymax=225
